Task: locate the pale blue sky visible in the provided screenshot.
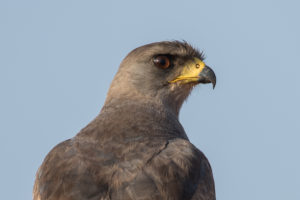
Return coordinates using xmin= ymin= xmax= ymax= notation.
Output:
xmin=1 ymin=0 xmax=299 ymax=199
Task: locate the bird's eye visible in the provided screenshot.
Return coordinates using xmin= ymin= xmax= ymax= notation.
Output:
xmin=153 ymin=55 xmax=170 ymax=69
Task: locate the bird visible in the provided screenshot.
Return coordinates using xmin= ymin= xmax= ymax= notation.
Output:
xmin=33 ymin=41 xmax=217 ymax=200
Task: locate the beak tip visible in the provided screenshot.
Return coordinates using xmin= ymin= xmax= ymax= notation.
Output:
xmin=212 ymin=79 xmax=216 ymax=89
xmin=198 ymin=65 xmax=216 ymax=90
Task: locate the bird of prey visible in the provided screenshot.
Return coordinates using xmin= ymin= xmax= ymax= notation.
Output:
xmin=33 ymin=41 xmax=217 ymax=200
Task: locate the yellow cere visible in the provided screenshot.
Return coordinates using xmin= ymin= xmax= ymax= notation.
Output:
xmin=169 ymin=57 xmax=206 ymax=83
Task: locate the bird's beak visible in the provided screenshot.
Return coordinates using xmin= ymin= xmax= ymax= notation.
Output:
xmin=168 ymin=57 xmax=216 ymax=89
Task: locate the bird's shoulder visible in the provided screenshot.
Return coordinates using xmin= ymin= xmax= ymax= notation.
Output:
xmin=141 ymin=138 xmax=215 ymax=199
xmin=34 ymin=138 xmax=110 ymax=200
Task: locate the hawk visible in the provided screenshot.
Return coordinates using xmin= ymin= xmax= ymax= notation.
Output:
xmin=34 ymin=41 xmax=217 ymax=200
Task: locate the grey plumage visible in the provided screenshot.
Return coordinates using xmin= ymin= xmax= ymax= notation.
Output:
xmin=33 ymin=41 xmax=216 ymax=200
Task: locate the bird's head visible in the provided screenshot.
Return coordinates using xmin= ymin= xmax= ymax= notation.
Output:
xmin=106 ymin=41 xmax=216 ymax=115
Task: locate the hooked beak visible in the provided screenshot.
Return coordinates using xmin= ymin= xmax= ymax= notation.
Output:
xmin=198 ymin=65 xmax=216 ymax=89
xmin=169 ymin=57 xmax=216 ymax=89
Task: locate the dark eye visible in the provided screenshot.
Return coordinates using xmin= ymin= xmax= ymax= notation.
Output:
xmin=153 ymin=55 xmax=170 ymax=69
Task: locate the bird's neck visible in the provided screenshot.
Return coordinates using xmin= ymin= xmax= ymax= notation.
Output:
xmin=103 ymin=98 xmax=187 ymax=138
xmin=104 ymin=95 xmax=181 ymax=117
xmin=77 ymin=97 xmax=188 ymax=141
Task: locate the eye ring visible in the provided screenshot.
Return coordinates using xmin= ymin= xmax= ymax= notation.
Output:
xmin=153 ymin=55 xmax=170 ymax=69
